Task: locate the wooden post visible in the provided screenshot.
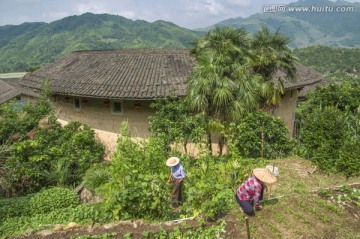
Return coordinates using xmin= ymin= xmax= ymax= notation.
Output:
xmin=268 ymin=184 xmax=273 ymax=199
xmin=245 ymin=216 xmax=251 ymax=239
xmin=268 ymin=163 xmax=276 ymax=199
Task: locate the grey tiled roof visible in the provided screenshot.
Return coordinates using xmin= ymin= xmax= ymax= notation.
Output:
xmin=0 ymin=79 xmax=39 ymax=104
xmin=298 ymin=79 xmax=330 ymax=99
xmin=275 ymin=63 xmax=323 ymax=90
xmin=21 ymin=49 xmax=195 ymax=99
xmin=20 ymin=49 xmax=323 ymax=99
xmin=0 ymin=79 xmax=20 ymax=104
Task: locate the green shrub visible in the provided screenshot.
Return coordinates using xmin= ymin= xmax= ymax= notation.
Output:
xmin=337 ymin=113 xmax=360 ymax=179
xmin=183 ymin=155 xmax=265 ymax=220
xmin=83 ymin=162 xmax=111 ymax=192
xmin=300 ymin=81 xmax=360 ymax=115
xmin=300 ymin=107 xmax=347 ymax=173
xmin=338 ymin=138 xmax=360 ymax=180
xmin=185 ymin=180 xmax=233 ymax=220
xmin=298 ymin=82 xmax=360 ymax=178
xmin=104 ymin=122 xmax=171 ymax=220
xmin=228 ymin=111 xmax=294 ymax=159
xmin=0 ymin=80 xmax=53 ymax=144
xmin=30 ymin=187 xmax=80 ymax=214
xmin=149 ymin=97 xmax=206 ymax=152
xmin=106 ymin=173 xmax=170 ymax=220
xmin=2 ymin=121 xmax=105 ymax=197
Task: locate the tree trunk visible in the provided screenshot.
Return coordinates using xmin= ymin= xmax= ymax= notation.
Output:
xmin=183 ymin=140 xmax=188 ymax=154
xmin=219 ymin=135 xmax=224 ymax=156
xmin=261 ymin=130 xmax=264 ymax=158
xmin=207 ymin=132 xmax=212 ymax=155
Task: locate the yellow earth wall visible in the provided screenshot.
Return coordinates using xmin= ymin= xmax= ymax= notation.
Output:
xmin=273 ymin=89 xmax=298 ymax=137
xmin=52 ymin=95 xmax=155 ymax=138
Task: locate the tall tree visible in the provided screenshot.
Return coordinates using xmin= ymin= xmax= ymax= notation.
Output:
xmin=250 ymin=27 xmax=298 ymax=108
xmin=187 ymin=27 xmax=262 ymax=153
xmin=187 ymin=26 xmax=298 ymax=154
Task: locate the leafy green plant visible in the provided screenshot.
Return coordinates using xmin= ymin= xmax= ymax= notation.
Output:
xmin=2 ymin=121 xmax=105 ymax=197
xmin=0 ymin=194 xmax=33 ymax=220
xmin=185 ymin=179 xmax=233 ymax=220
xmin=315 ymin=198 xmax=342 ymax=215
xmin=300 ymin=81 xmax=360 ymax=115
xmin=0 ymin=80 xmax=53 ymax=144
xmin=183 ymin=155 xmax=265 ymax=220
xmin=149 ymin=97 xmax=206 ymax=152
xmin=300 ymin=107 xmax=347 ymax=173
xmin=0 ymin=143 xmax=16 ymax=198
xmin=331 ymin=187 xmax=360 ymax=207
xmin=83 ymin=162 xmax=111 ymax=192
xmin=337 ymin=113 xmax=360 ymax=179
xmin=292 ymin=181 xmax=307 ymax=194
xmin=227 ymin=111 xmax=294 ymax=159
xmin=30 ymin=187 xmax=80 ymax=214
xmin=297 ymin=81 xmax=360 ymax=178
xmin=0 ymin=204 xmax=101 ymax=237
xmin=104 ymin=122 xmax=171 ymax=220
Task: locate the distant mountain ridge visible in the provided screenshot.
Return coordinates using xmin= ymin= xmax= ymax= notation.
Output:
xmin=0 ymin=13 xmax=203 ymax=72
xmin=198 ymin=0 xmax=360 ymax=48
xmin=0 ymin=0 xmax=359 ymax=73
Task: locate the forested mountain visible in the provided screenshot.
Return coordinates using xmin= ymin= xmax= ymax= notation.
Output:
xmin=294 ymin=45 xmax=360 ymax=82
xmin=0 ymin=13 xmax=203 ymax=73
xmin=1 ymin=0 xmax=360 ymax=73
xmin=199 ymin=0 xmax=360 ymax=48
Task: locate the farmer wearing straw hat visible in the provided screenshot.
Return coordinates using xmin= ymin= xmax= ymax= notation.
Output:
xmin=166 ymin=157 xmax=186 ymax=208
xmin=235 ymin=168 xmax=277 ymax=216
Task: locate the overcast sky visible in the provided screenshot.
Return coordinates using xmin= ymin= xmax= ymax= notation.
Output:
xmin=0 ymin=0 xmax=359 ymax=29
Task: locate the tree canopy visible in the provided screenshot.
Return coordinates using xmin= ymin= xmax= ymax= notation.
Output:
xmin=187 ymin=26 xmax=298 ymax=124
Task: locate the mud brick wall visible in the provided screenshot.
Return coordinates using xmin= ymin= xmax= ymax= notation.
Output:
xmin=52 ymin=95 xmax=155 ymax=138
xmin=273 ymin=89 xmax=298 ymax=137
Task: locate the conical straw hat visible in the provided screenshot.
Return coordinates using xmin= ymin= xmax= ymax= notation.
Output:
xmin=253 ymin=168 xmax=277 ymax=184
xmin=166 ymin=157 xmax=180 ymax=167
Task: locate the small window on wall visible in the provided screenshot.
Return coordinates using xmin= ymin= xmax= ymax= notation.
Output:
xmin=112 ymin=101 xmax=122 ymax=114
xmin=74 ymin=98 xmax=81 ymax=109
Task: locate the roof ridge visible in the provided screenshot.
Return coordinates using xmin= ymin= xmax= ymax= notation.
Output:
xmin=71 ymin=48 xmax=191 ymax=54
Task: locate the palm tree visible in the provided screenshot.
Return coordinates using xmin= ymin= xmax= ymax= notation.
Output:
xmin=187 ymin=26 xmax=298 ymax=154
xmin=250 ymin=27 xmax=299 ymax=109
xmin=187 ymin=26 xmax=262 ymax=153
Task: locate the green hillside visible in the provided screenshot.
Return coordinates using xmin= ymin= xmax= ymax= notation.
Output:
xmin=199 ymin=0 xmax=360 ymax=48
xmin=0 ymin=13 xmax=203 ymax=73
xmin=1 ymin=0 xmax=360 ymax=73
xmin=200 ymin=13 xmax=326 ymax=48
xmin=294 ymin=45 xmax=360 ymax=82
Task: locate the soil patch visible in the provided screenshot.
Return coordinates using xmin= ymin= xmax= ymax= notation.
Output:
xmin=11 ymin=219 xmax=205 ymax=239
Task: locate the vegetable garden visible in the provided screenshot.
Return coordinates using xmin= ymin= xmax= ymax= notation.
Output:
xmin=1 ymin=80 xmax=359 ymax=238
xmin=0 ymin=27 xmax=359 ymax=238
